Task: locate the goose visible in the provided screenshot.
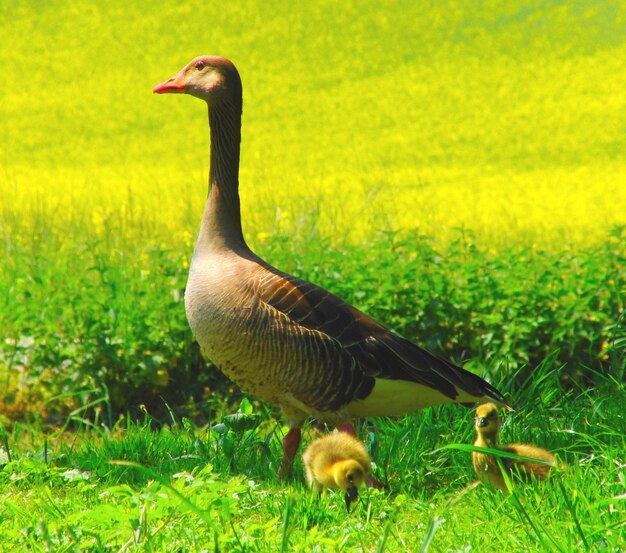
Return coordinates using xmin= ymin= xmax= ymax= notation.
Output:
xmin=302 ymin=431 xmax=371 ymax=511
xmin=153 ymin=56 xmax=508 ymax=476
xmin=472 ymin=402 xmax=555 ymax=491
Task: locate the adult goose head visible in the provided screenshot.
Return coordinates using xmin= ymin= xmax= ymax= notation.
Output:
xmin=154 ymin=56 xmax=509 ymax=478
xmin=154 ymin=55 xmax=241 ymax=104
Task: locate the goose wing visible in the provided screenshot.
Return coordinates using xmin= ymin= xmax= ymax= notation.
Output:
xmin=256 ymin=263 xmax=506 ymax=406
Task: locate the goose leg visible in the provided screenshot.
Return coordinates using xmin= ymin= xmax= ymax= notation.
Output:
xmin=277 ymin=427 xmax=301 ymax=479
xmin=366 ymin=474 xmax=389 ymax=490
xmin=337 ymin=423 xmax=357 ymax=437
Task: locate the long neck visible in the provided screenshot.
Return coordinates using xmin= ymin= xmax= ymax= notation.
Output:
xmin=198 ymin=97 xmax=247 ymax=251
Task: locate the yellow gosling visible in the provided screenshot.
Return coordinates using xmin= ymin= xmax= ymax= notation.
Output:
xmin=472 ymin=402 xmax=556 ymax=491
xmin=302 ymin=431 xmax=371 ymax=511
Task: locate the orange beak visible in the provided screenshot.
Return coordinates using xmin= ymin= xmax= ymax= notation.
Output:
xmin=153 ymin=68 xmax=187 ymax=94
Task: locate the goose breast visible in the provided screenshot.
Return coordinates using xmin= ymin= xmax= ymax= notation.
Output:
xmin=185 ymin=251 xmax=365 ymax=418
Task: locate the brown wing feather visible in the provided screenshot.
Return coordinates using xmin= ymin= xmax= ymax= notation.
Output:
xmin=254 ymin=268 xmax=375 ymax=412
xmin=255 ymin=260 xmax=506 ymax=407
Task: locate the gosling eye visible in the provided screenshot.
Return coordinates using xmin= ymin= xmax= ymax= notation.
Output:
xmin=195 ymin=60 xmax=206 ymax=71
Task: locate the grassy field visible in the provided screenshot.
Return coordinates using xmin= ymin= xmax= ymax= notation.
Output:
xmin=1 ymin=364 xmax=625 ymax=551
xmin=1 ymin=0 xmax=626 ymax=550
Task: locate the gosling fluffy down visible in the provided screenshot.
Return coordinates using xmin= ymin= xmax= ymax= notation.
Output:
xmin=302 ymin=431 xmax=371 ymax=511
xmin=472 ymin=402 xmax=556 ymax=491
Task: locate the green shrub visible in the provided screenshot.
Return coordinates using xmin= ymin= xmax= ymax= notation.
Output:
xmin=3 ymin=222 xmax=623 ymax=420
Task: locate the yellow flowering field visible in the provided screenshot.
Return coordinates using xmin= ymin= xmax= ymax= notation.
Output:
xmin=2 ymin=1 xmax=625 ymax=253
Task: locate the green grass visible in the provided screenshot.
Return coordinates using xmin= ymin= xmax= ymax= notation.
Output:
xmin=1 ymin=363 xmax=625 ymax=551
xmin=1 ymin=0 xmax=626 ymax=550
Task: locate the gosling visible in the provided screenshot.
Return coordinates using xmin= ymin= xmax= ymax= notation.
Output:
xmin=302 ymin=431 xmax=371 ymax=511
xmin=472 ymin=402 xmax=556 ymax=491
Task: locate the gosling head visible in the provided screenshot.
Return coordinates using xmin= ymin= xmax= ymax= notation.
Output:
xmin=153 ymin=55 xmax=242 ymax=107
xmin=475 ymin=402 xmax=501 ymax=438
xmin=331 ymin=459 xmax=368 ymax=512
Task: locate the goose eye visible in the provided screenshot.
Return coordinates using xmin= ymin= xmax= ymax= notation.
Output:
xmin=195 ymin=61 xmax=205 ymax=70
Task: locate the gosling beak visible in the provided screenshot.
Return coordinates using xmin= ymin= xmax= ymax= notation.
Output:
xmin=345 ymin=486 xmax=359 ymax=512
xmin=153 ymin=69 xmax=187 ymax=94
xmin=476 ymin=417 xmax=489 ymax=428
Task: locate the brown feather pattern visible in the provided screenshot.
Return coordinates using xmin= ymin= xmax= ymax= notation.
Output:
xmin=256 ymin=261 xmax=504 ymax=404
